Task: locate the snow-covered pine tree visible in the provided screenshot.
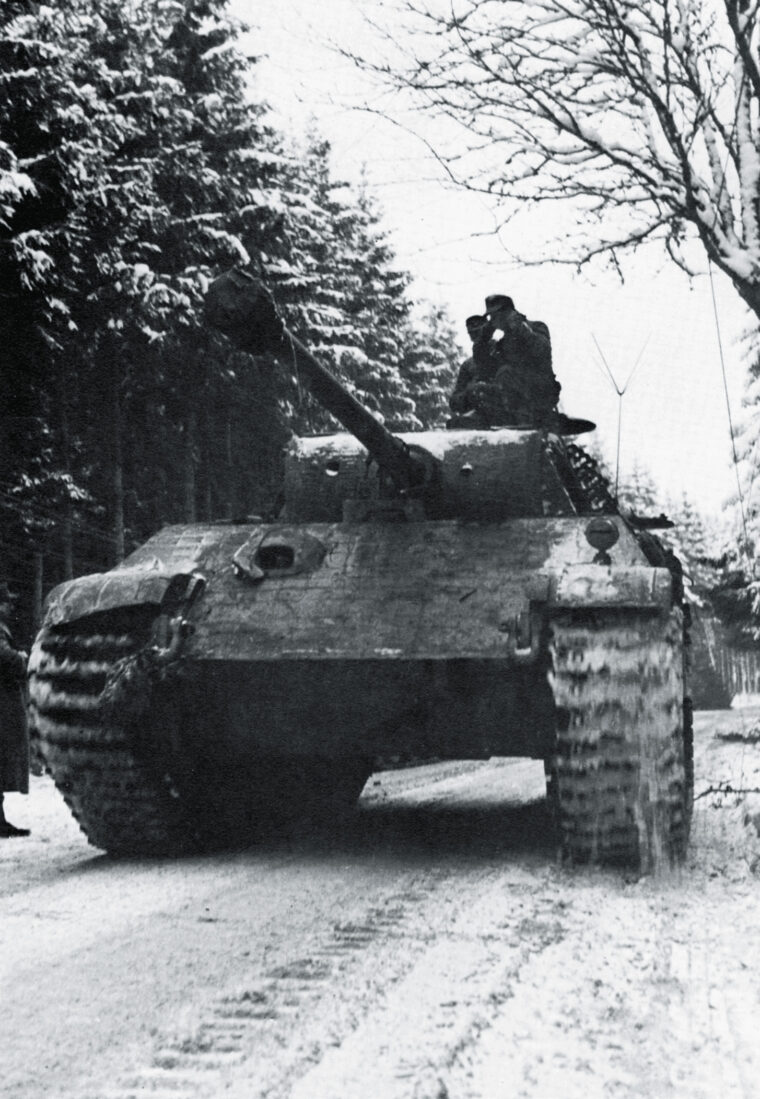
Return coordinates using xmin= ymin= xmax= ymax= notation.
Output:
xmin=118 ymin=0 xmax=293 ymax=528
xmin=704 ymin=404 xmax=760 ymax=646
xmin=60 ymin=0 xmax=293 ymax=542
xmin=725 ymin=345 xmax=760 ymax=637
xmin=264 ymin=140 xmax=421 ymax=432
xmin=0 ymin=0 xmax=302 ymax=594
xmin=617 ymin=464 xmax=668 ymax=520
xmin=398 ymin=302 xmax=462 ymax=429
xmin=667 ymin=492 xmax=734 ymax=708
xmin=618 ymin=469 xmax=734 ymax=705
xmin=337 ymin=178 xmax=418 ymax=431
xmin=0 ymin=0 xmax=123 ymax=612
xmin=666 ymin=493 xmax=727 ymax=600
xmin=258 ymin=132 xmax=366 ymax=435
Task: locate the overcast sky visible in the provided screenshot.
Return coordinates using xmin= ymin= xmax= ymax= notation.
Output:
xmin=232 ymin=0 xmax=752 ymax=518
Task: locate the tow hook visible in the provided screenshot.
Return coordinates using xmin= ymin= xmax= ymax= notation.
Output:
xmin=501 ymin=610 xmax=543 ymax=665
xmin=151 ymin=572 xmax=205 ymax=662
xmin=152 ymin=614 xmax=193 ymax=663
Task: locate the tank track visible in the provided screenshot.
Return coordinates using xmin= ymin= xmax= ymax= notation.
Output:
xmin=27 ymin=611 xmax=197 ymax=856
xmin=548 ymin=607 xmax=691 ymax=869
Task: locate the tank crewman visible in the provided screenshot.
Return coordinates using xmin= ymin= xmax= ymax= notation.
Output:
xmin=448 ymin=314 xmax=497 ymax=425
xmin=0 ymin=582 xmax=30 ymax=838
xmin=448 ymin=294 xmax=561 ymax=427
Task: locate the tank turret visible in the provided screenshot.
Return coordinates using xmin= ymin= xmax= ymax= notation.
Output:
xmin=204 ymin=268 xmax=599 ymax=524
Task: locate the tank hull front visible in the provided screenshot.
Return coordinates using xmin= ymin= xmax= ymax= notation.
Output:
xmin=169 ymin=516 xmax=649 ymax=661
xmin=33 ymin=513 xmax=652 ymax=771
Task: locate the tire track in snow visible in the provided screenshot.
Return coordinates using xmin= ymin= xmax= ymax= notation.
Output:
xmin=274 ymin=875 xmax=569 ymax=1099
xmin=68 ymin=868 xmax=454 ymax=1099
xmin=71 ymin=864 xmax=556 ymax=1099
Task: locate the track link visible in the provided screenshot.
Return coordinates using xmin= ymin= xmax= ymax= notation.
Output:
xmin=27 ymin=611 xmax=196 ymax=856
xmin=545 ymin=438 xmax=617 ymax=514
xmin=548 ymin=607 xmax=691 ymax=869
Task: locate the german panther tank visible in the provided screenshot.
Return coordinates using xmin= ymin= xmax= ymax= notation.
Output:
xmin=27 ymin=271 xmax=692 ymax=868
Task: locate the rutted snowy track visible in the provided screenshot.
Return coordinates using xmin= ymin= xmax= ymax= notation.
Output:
xmin=2 ymin=711 xmax=760 ymax=1099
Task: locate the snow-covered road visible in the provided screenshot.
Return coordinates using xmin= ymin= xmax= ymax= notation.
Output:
xmin=2 ymin=709 xmax=760 ymax=1099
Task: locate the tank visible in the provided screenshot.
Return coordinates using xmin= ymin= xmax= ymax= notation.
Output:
xmin=27 ymin=270 xmax=692 ymax=868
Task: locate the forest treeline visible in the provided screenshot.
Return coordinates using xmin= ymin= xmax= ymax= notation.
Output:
xmin=0 ymin=0 xmax=460 ymax=630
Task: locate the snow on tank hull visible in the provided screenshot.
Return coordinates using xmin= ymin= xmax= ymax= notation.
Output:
xmin=27 ymin=428 xmax=692 ymax=867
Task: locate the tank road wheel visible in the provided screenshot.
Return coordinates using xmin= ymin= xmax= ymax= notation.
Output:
xmin=28 ymin=611 xmax=200 ymax=857
xmin=547 ymin=608 xmax=692 ymax=870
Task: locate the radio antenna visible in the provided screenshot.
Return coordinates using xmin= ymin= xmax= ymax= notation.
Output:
xmin=591 ymin=333 xmax=650 ymax=498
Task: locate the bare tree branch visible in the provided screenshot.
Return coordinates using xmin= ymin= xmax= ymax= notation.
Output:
xmin=346 ymin=0 xmax=760 ymax=320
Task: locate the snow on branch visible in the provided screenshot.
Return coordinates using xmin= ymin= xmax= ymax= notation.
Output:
xmin=349 ymin=0 xmax=760 ymax=304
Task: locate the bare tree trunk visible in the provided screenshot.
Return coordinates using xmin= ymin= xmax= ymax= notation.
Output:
xmin=201 ymin=400 xmax=213 ymax=521
xmin=32 ymin=550 xmax=43 ymax=631
xmin=225 ymin=416 xmax=235 ymax=520
xmin=155 ymin=462 xmax=167 ymax=531
xmin=112 ymin=369 xmax=125 ymax=563
xmin=59 ymin=365 xmax=74 ymax=580
xmin=62 ymin=508 xmax=74 ymax=580
xmin=183 ymin=406 xmax=198 ymax=523
xmin=202 ymin=459 xmax=212 ymax=522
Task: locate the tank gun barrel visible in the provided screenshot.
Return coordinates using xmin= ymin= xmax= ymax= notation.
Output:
xmin=204 ymin=268 xmax=429 ymax=492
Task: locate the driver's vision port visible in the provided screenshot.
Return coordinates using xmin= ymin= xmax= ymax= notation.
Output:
xmin=255 ymin=544 xmax=295 ymax=570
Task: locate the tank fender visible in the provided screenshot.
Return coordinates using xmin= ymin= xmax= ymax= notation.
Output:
xmin=546 ymin=564 xmax=673 ymax=611
xmin=43 ymin=564 xmax=206 ymax=627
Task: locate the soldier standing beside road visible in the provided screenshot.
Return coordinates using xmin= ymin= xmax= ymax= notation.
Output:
xmin=0 ymin=582 xmax=30 ymax=837
xmin=449 ymin=294 xmax=560 ymax=427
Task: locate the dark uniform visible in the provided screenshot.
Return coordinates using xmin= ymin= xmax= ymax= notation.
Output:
xmin=449 ymin=314 xmax=497 ymax=418
xmin=0 ymin=584 xmax=30 ymax=837
xmin=449 ymin=295 xmax=560 ymax=427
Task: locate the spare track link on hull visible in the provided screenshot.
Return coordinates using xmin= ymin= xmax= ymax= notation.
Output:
xmin=548 ymin=607 xmax=690 ymax=870
xmin=28 ymin=616 xmax=195 ymax=856
xmin=564 ymin=442 xmax=618 ymax=513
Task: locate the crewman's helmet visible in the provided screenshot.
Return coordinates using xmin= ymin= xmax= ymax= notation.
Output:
xmin=465 ymin=314 xmax=488 ymax=335
xmin=485 ymin=294 xmax=514 ymax=315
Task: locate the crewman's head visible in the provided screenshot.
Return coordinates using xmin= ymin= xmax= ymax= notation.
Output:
xmin=487 ymin=296 xmax=516 ymax=334
xmin=465 ymin=314 xmax=489 ymax=340
xmin=487 ymin=290 xmax=516 ymax=320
